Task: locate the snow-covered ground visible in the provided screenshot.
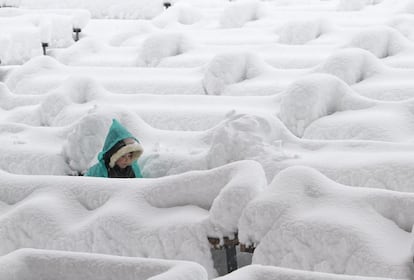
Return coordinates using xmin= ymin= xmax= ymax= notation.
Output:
xmin=0 ymin=0 xmax=413 ymax=279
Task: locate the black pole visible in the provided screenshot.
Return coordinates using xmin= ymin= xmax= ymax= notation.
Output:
xmin=163 ymin=2 xmax=171 ymax=9
xmin=41 ymin=42 xmax=48 ymax=55
xmin=73 ymin=28 xmax=81 ymax=41
xmin=224 ymin=243 xmax=238 ymax=273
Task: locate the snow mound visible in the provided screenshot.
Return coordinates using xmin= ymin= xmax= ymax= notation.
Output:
xmin=345 ymin=26 xmax=409 ymax=58
xmin=205 ymin=113 xmax=295 ymax=168
xmin=152 ymin=3 xmax=203 ymax=27
xmin=387 ymin=15 xmax=414 ymax=41
xmin=314 ymin=48 xmax=384 ymax=85
xmin=276 ymin=18 xmax=332 ymax=45
xmin=203 ymin=52 xmax=267 ymax=95
xmin=0 ymin=82 xmax=42 ymax=110
xmin=0 ymin=248 xmax=207 ymax=280
xmin=0 ymin=160 xmax=265 ymax=278
xmin=39 ymin=76 xmax=105 ymax=126
xmin=219 ymin=0 xmax=265 ymax=28
xmin=239 ymin=166 xmax=414 ymax=278
xmin=278 ymin=74 xmax=375 ymax=137
xmin=62 ymin=113 xmax=110 ymax=173
xmin=138 ymin=32 xmax=194 ymax=67
xmin=4 ymin=55 xmax=63 ymax=93
xmin=217 ymin=264 xmax=402 ymax=280
xmin=53 ymin=38 xmax=105 ymax=65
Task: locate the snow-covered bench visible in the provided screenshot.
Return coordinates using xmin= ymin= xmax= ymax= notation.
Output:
xmin=0 ymin=248 xmax=208 ymax=280
xmin=0 ymin=160 xmax=265 ymax=278
xmin=238 ymin=166 xmax=414 ymax=279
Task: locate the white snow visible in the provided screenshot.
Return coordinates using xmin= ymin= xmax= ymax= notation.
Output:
xmin=0 ymin=0 xmax=414 ymax=279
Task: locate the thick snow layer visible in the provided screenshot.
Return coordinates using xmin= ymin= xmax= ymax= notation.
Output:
xmin=0 ymin=19 xmax=42 ymax=64
xmin=0 ymin=160 xmax=265 ymax=278
xmin=238 ymin=166 xmax=414 ymax=278
xmin=216 ymin=265 xmax=403 ymax=280
xmin=0 ymin=248 xmax=207 ymax=280
xmin=19 ymin=0 xmax=165 ymax=19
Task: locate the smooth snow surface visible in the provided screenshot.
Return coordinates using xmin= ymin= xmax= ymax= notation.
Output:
xmin=0 ymin=0 xmax=414 ymax=279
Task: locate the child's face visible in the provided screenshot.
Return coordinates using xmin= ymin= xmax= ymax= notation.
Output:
xmin=115 ymin=152 xmax=134 ymax=169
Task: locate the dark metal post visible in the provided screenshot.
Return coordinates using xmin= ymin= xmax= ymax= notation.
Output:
xmin=41 ymin=42 xmax=48 ymax=55
xmin=224 ymin=242 xmax=238 ymax=273
xmin=73 ymin=28 xmax=81 ymax=41
xmin=163 ymin=2 xmax=171 ymax=9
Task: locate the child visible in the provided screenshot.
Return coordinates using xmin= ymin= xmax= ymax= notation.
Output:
xmin=85 ymin=119 xmax=143 ymax=178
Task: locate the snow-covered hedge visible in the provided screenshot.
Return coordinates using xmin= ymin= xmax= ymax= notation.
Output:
xmin=19 ymin=0 xmax=165 ymax=19
xmin=219 ymin=0 xmax=265 ymax=28
xmin=203 ymin=52 xmax=267 ymax=95
xmin=278 ymin=73 xmax=375 ymax=137
xmin=276 ymin=18 xmax=332 ymax=45
xmin=238 ymin=166 xmax=414 ymax=279
xmin=0 ymin=160 xmax=265 ymax=278
xmin=314 ymin=48 xmax=384 ymax=85
xmin=0 ymin=249 xmax=207 ymax=280
xmin=138 ymin=32 xmax=194 ymax=67
xmin=345 ymin=26 xmax=409 ymax=58
xmin=216 ymin=264 xmax=401 ymax=280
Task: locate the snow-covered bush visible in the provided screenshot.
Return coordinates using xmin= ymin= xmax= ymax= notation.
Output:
xmin=138 ymin=32 xmax=193 ymax=67
xmin=203 ymin=52 xmax=268 ymax=95
xmin=276 ymin=18 xmax=332 ymax=45
xmin=345 ymin=26 xmax=409 ymax=58
xmin=314 ymin=48 xmax=384 ymax=85
xmin=219 ymin=0 xmax=265 ymax=28
xmin=239 ymin=166 xmax=414 ymax=278
xmin=278 ymin=74 xmax=375 ymax=137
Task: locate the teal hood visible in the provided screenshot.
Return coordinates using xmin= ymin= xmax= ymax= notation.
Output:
xmin=98 ymin=119 xmax=141 ymax=162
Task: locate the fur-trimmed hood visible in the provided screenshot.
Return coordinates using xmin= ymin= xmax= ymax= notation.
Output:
xmin=98 ymin=119 xmax=143 ymax=167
